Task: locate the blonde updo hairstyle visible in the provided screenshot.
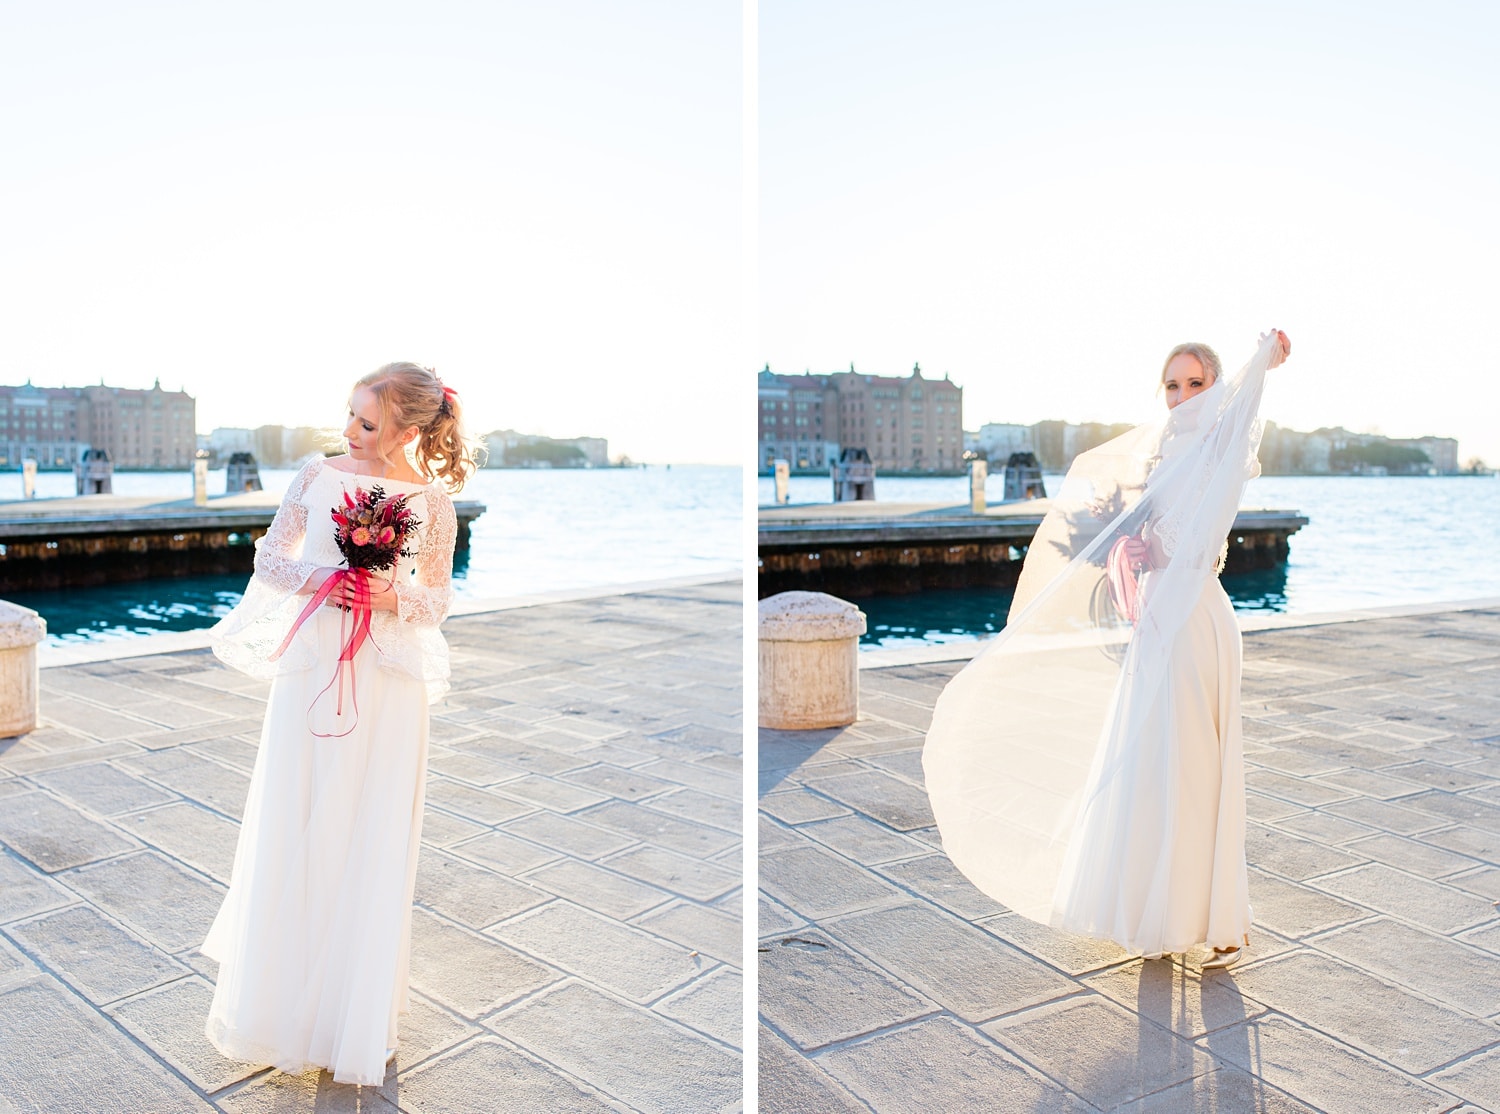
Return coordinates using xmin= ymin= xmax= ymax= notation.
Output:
xmin=354 ymin=362 xmax=480 ymax=492
xmin=1160 ymin=342 xmax=1223 ymax=385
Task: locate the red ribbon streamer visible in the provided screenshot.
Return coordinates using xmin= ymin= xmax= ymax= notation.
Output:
xmin=269 ymin=568 xmax=375 ymax=738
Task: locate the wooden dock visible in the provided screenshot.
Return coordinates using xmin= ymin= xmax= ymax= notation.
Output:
xmin=0 ymin=492 xmax=486 ymax=591
xmin=758 ymin=500 xmax=1308 ymax=597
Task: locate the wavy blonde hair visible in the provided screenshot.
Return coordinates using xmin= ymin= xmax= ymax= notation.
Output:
xmin=354 ymin=362 xmax=482 ymax=492
xmin=1160 ymin=342 xmax=1223 ymax=385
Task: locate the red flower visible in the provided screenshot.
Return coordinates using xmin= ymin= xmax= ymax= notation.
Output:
xmin=351 ymin=526 xmax=372 ymax=546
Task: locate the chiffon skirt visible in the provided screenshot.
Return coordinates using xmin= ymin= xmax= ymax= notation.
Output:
xmin=1052 ymin=578 xmax=1252 ymax=953
xmin=204 ymin=608 xmax=429 ymax=1086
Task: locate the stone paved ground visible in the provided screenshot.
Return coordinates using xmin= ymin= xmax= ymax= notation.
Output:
xmin=759 ymin=606 xmax=1500 ymax=1113
xmin=0 ymin=580 xmax=742 ymax=1113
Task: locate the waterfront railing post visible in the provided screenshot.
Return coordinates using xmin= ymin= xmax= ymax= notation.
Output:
xmin=774 ymin=459 xmax=790 ymax=505
xmin=21 ymin=460 xmax=36 ymax=501
xmin=0 ymin=600 xmax=45 ymax=737
xmin=970 ymin=459 xmax=987 ymax=514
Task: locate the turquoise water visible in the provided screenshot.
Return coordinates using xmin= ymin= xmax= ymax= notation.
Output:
xmin=757 ymin=474 xmax=1500 ymax=649
xmin=6 ymin=465 xmax=740 ymax=646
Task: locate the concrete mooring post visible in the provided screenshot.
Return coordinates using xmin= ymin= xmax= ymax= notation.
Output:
xmin=758 ymin=591 xmax=867 ymax=729
xmin=194 ymin=457 xmax=209 ymax=507
xmin=970 ymin=459 xmax=987 ymax=514
xmin=773 ymin=460 xmax=790 ymax=505
xmin=0 ymin=601 xmax=46 ymax=737
xmin=21 ymin=459 xmax=36 ymax=500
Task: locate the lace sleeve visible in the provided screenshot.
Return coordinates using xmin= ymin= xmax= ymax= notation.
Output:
xmin=252 ymin=458 xmax=324 ymax=594
xmin=393 ymin=486 xmax=456 ymax=625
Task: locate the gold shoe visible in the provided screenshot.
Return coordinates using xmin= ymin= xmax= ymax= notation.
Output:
xmin=1202 ymin=946 xmax=1243 ymax=970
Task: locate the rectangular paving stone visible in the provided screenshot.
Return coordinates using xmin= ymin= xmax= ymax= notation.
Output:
xmin=425 ymin=778 xmax=536 ymax=826
xmin=0 ymin=974 xmax=213 ymax=1112
xmin=1382 ymin=760 xmax=1495 ymax=792
xmin=823 ymin=1015 xmax=1090 ymax=1112
xmin=1430 ymin=1044 xmax=1500 ymax=1113
xmin=1273 ymin=809 xmax=1380 ymax=845
xmin=1313 ymin=863 xmax=1497 ymax=933
xmin=980 ymin=912 xmax=1133 ymax=976
xmin=0 ymin=850 xmax=76 ymax=924
xmin=492 ymin=901 xmax=699 ymax=1003
xmin=63 ymin=850 xmax=224 ymax=953
xmin=107 ymin=974 xmax=257 ymax=1092
xmin=1324 ymin=795 xmax=1450 ymax=835
xmin=835 ymin=903 xmax=1077 ymax=1023
xmin=395 ymin=1036 xmax=613 ymax=1114
xmin=577 ymin=799 xmax=737 ymax=858
xmin=985 ymin=995 xmax=1211 ymax=1110
xmin=522 ymin=858 xmax=671 ymax=920
xmin=603 ymin=843 xmax=740 ymax=903
xmin=121 ymin=750 xmax=250 ymax=820
xmin=635 ymin=901 xmax=740 ymax=967
xmin=879 ymin=853 xmax=1007 ymax=919
xmin=759 ymin=930 xmax=931 ymax=1050
xmin=811 ymin=768 xmax=934 ymax=831
xmin=424 ymin=750 xmax=521 ymax=787
xmin=557 ymin=763 xmax=680 ymax=802
xmin=644 ymin=786 xmax=739 ymax=834
xmin=115 ymin=800 xmax=240 ymax=885
xmin=450 ymin=830 xmax=562 ymax=876
xmin=759 ymin=1026 xmax=868 ymax=1114
xmin=492 ymin=773 xmax=612 ymax=813
xmin=0 ymin=790 xmax=139 ymax=872
xmin=413 ymin=848 xmax=551 ymax=930
xmin=1086 ymin=959 xmax=1267 ymax=1039
xmin=4 ymin=904 xmax=187 ymax=1005
xmin=408 ymin=909 xmax=557 ymax=1018
xmin=490 ymin=981 xmax=740 ymax=1113
xmin=30 ymin=763 xmax=176 ymax=816
xmin=1199 ymin=1014 xmax=1452 ymax=1114
xmin=654 ymin=966 xmax=740 ymax=1049
xmin=500 ymin=810 xmax=636 ymax=860
xmin=1343 ymin=831 xmax=1485 ymax=878
xmin=759 ymin=842 xmax=903 ymax=921
xmin=1229 ymin=950 xmax=1497 ymax=1073
xmin=1248 ymin=868 xmax=1365 ymax=938
xmin=1314 ymin=917 xmax=1500 ymax=1017
xmin=1244 ymin=822 xmax=1367 ymax=881
xmin=1246 ymin=768 xmax=1355 ymax=808
xmin=795 ymin=812 xmax=928 ymax=866
xmin=1403 ymin=789 xmax=1500 ymax=834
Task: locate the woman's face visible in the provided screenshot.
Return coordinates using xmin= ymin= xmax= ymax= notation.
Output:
xmin=344 ymin=386 xmax=410 ymax=462
xmin=1162 ymin=354 xmax=1213 ymax=410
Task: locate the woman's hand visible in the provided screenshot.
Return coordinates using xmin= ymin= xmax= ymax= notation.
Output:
xmin=320 ymin=570 xmax=400 ymax=612
xmin=1262 ymin=329 xmax=1291 ymax=369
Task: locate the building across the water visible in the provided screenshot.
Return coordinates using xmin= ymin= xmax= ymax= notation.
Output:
xmin=0 ymin=380 xmax=196 ymax=470
xmin=758 ymin=363 xmax=964 ymax=474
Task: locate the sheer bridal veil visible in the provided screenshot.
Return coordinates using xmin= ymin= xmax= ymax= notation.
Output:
xmin=921 ymin=331 xmax=1278 ymax=926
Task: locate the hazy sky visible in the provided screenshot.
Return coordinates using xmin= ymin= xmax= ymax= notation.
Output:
xmin=760 ymin=2 xmax=1500 ymax=465
xmin=2 ymin=3 xmax=740 ymax=464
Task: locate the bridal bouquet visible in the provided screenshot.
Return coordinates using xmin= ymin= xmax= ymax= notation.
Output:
xmin=331 ymin=484 xmax=422 ymax=572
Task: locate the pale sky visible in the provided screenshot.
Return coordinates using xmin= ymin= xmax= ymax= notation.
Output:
xmin=2 ymin=3 xmax=741 ymax=464
xmin=760 ymin=2 xmax=1500 ymax=466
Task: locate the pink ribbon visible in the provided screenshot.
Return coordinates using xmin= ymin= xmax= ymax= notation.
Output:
xmin=1106 ymin=536 xmax=1142 ymax=624
xmin=269 ymin=568 xmax=374 ymax=738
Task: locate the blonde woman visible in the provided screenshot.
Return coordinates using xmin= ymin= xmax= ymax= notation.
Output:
xmin=204 ymin=363 xmax=477 ymax=1085
xmin=924 ymin=330 xmax=1290 ymax=971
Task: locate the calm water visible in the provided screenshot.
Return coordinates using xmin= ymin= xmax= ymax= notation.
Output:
xmin=7 ymin=465 xmax=740 ymax=646
xmin=757 ymin=473 xmax=1500 ymax=649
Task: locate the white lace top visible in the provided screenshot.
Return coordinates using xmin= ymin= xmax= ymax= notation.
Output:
xmin=209 ymin=456 xmax=457 ymax=701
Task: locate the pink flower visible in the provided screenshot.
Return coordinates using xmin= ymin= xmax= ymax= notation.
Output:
xmin=351 ymin=526 xmax=372 ymax=546
xmin=378 ymin=525 xmax=396 ymax=545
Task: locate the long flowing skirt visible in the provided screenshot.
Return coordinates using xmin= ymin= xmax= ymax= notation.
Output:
xmin=1052 ymin=579 xmax=1251 ymax=953
xmin=204 ymin=609 xmax=429 ymax=1086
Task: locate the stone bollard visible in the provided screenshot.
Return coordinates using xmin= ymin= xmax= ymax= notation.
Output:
xmin=970 ymin=458 xmax=987 ymax=513
xmin=758 ymin=591 xmax=866 ymax=729
xmin=0 ymin=601 xmax=46 ymax=738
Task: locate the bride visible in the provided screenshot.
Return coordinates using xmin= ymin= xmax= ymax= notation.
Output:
xmin=203 ymin=362 xmax=477 ymax=1084
xmin=923 ymin=329 xmax=1290 ymax=968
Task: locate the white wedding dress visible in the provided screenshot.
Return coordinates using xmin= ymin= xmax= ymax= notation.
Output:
xmin=204 ymin=457 xmax=456 ymax=1086
xmin=923 ymin=334 xmax=1276 ymax=956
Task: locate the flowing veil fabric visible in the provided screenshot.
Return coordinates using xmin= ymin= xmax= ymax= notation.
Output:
xmin=922 ymin=333 xmax=1276 ymax=949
